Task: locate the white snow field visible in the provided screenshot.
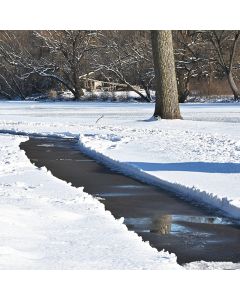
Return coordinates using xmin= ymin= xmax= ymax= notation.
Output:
xmin=0 ymin=100 xmax=240 ymax=269
xmin=0 ymin=134 xmax=178 ymax=269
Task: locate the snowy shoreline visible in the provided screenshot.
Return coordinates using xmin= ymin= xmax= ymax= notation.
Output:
xmin=2 ymin=127 xmax=240 ymax=219
xmin=78 ymin=133 xmax=240 ymax=220
xmin=0 ymin=100 xmax=240 ymax=269
xmin=0 ymin=134 xmax=179 ymax=269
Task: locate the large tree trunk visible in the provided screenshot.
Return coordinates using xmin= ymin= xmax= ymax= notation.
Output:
xmin=227 ymin=71 xmax=239 ymax=100
xmin=151 ymin=30 xmax=182 ymax=119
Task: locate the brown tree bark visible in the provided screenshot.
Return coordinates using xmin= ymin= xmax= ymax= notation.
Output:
xmin=151 ymin=30 xmax=182 ymax=119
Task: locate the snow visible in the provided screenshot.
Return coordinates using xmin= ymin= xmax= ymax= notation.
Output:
xmin=0 ymin=134 xmax=178 ymax=269
xmin=78 ymin=125 xmax=240 ymax=219
xmin=184 ymin=261 xmax=240 ymax=270
xmin=0 ymin=100 xmax=240 ymax=269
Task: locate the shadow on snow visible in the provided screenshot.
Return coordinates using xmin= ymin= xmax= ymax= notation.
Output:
xmin=129 ymin=161 xmax=240 ymax=174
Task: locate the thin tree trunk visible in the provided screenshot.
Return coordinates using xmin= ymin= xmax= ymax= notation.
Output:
xmin=227 ymin=71 xmax=239 ymax=100
xmin=207 ymin=67 xmax=213 ymax=96
xmin=72 ymin=38 xmax=84 ymax=100
xmin=151 ymin=30 xmax=182 ymax=119
xmin=123 ymin=80 xmax=151 ymax=102
xmin=209 ymin=31 xmax=240 ymax=100
xmin=177 ymin=71 xmax=190 ymax=103
xmin=73 ymin=70 xmax=84 ymax=99
xmin=37 ymin=73 xmax=78 ymax=98
xmin=145 ymin=87 xmax=152 ymax=102
xmin=73 ymin=87 xmax=84 ymax=100
xmin=141 ymin=81 xmax=153 ymax=102
xmin=12 ymin=77 xmax=26 ymax=100
xmin=124 ymin=82 xmax=150 ymax=102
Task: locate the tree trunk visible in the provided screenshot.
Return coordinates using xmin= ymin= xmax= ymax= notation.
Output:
xmin=141 ymin=81 xmax=153 ymax=102
xmin=177 ymin=71 xmax=190 ymax=103
xmin=145 ymin=87 xmax=152 ymax=102
xmin=151 ymin=30 xmax=182 ymax=119
xmin=73 ymin=87 xmax=84 ymax=100
xmin=227 ymin=71 xmax=239 ymax=100
xmin=207 ymin=71 xmax=213 ymax=96
xmin=73 ymin=71 xmax=84 ymax=99
xmin=124 ymin=82 xmax=150 ymax=102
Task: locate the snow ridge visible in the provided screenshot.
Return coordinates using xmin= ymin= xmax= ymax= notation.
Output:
xmin=78 ymin=133 xmax=240 ymax=220
xmin=0 ymin=134 xmax=179 ymax=269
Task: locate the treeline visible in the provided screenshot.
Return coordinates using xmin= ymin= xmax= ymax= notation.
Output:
xmin=0 ymin=30 xmax=240 ymax=101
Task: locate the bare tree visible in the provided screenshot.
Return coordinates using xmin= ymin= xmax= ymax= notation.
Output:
xmin=0 ymin=30 xmax=101 ymax=100
xmin=95 ymin=31 xmax=154 ymax=102
xmin=30 ymin=30 xmax=103 ymax=99
xmin=0 ymin=31 xmax=29 ymax=99
xmin=204 ymin=30 xmax=240 ymax=99
xmin=151 ymin=30 xmax=182 ymax=119
xmin=0 ymin=31 xmax=59 ymax=99
xmin=173 ymin=30 xmax=210 ymax=102
xmin=1 ymin=30 xmax=239 ymax=102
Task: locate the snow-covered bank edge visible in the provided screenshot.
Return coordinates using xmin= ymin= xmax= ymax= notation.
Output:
xmin=78 ymin=134 xmax=240 ymax=220
xmin=1 ymin=130 xmax=240 ymax=269
xmin=0 ymin=128 xmax=78 ymax=139
xmin=0 ymin=132 xmax=180 ymax=269
xmin=184 ymin=261 xmax=240 ymax=270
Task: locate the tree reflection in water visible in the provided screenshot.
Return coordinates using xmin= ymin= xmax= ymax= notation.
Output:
xmin=151 ymin=214 xmax=172 ymax=235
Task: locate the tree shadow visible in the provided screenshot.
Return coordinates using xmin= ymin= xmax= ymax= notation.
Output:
xmin=129 ymin=161 xmax=240 ymax=174
xmin=137 ymin=116 xmax=158 ymax=122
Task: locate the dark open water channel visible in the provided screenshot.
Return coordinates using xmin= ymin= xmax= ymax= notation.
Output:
xmin=20 ymin=136 xmax=240 ymax=265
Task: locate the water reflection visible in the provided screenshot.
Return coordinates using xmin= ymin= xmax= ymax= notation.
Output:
xmin=151 ymin=215 xmax=172 ymax=234
xmin=37 ymin=143 xmax=55 ymax=147
xmin=97 ymin=192 xmax=135 ymax=197
xmin=172 ymin=215 xmax=234 ymax=225
xmin=112 ymin=185 xmax=145 ymax=189
xmin=21 ymin=137 xmax=240 ymax=263
xmin=57 ymin=158 xmax=93 ymax=162
xmin=124 ymin=214 xmax=237 ymax=236
xmin=124 ymin=215 xmax=173 ymax=235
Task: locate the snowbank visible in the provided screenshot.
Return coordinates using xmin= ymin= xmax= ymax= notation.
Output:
xmin=0 ymin=100 xmax=240 ymax=269
xmin=0 ymin=134 xmax=179 ymax=269
xmin=78 ymin=130 xmax=240 ymax=219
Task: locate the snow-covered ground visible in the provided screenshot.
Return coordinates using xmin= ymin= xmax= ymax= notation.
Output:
xmin=0 ymin=134 xmax=178 ymax=269
xmin=0 ymin=100 xmax=240 ymax=269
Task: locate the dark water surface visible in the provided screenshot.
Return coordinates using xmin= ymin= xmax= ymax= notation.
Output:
xmin=20 ymin=137 xmax=240 ymax=265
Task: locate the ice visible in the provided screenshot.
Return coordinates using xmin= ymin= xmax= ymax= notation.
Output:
xmin=0 ymin=100 xmax=240 ymax=269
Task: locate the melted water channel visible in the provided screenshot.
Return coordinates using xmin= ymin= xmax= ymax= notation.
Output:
xmin=20 ymin=137 xmax=240 ymax=265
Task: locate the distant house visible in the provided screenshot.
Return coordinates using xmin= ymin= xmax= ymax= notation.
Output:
xmin=80 ymin=77 xmax=140 ymax=92
xmin=79 ymin=69 xmax=140 ymax=92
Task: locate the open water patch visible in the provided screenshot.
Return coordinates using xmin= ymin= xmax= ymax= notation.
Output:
xmin=20 ymin=136 xmax=240 ymax=265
